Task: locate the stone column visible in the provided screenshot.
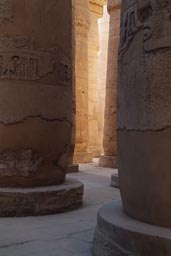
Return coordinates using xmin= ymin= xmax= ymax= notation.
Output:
xmin=87 ymin=0 xmax=105 ymax=157
xmin=99 ymin=0 xmax=121 ymax=168
xmin=0 ymin=0 xmax=83 ymax=216
xmin=67 ymin=0 xmax=79 ymax=173
xmin=94 ymin=1 xmax=171 ymax=255
xmin=73 ymin=0 xmax=93 ymax=163
xmin=98 ymin=4 xmax=110 ymax=155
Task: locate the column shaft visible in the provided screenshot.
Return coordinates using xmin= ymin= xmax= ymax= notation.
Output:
xmin=98 ymin=4 xmax=110 ymax=155
xmin=118 ymin=0 xmax=171 ymax=227
xmin=73 ymin=0 xmax=93 ymax=163
xmin=88 ymin=0 xmax=104 ymax=157
xmin=0 ymin=0 xmax=83 ymax=216
xmin=99 ymin=0 xmax=121 ymax=168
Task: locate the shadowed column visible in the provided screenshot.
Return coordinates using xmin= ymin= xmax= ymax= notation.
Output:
xmin=93 ymin=1 xmax=171 ymax=255
xmin=0 ymin=0 xmax=83 ymax=216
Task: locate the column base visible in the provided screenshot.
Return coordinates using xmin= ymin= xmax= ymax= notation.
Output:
xmin=93 ymin=201 xmax=171 ymax=256
xmin=99 ymin=155 xmax=118 ymax=168
xmin=88 ymin=149 xmax=101 ymax=158
xmin=111 ymin=173 xmax=119 ymax=188
xmin=0 ymin=178 xmax=83 ymax=217
xmin=67 ymin=164 xmax=79 ymax=173
xmin=74 ymin=152 xmax=93 ymax=163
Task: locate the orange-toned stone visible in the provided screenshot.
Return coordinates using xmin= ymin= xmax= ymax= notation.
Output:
xmin=100 ymin=0 xmax=121 ymax=168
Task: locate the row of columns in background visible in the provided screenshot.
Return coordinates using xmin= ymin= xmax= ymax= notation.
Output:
xmin=99 ymin=0 xmax=121 ymax=168
xmin=73 ymin=0 xmax=104 ymax=164
xmin=72 ymin=0 xmax=121 ymax=167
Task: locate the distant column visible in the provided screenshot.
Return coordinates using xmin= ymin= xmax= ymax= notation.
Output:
xmin=73 ymin=0 xmax=93 ymax=163
xmin=87 ymin=0 xmax=105 ymax=157
xmin=99 ymin=0 xmax=121 ymax=168
xmin=98 ymin=4 xmax=110 ymax=156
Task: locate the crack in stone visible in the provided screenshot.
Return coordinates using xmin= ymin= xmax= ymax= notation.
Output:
xmin=0 ymin=115 xmax=72 ymax=127
xmin=0 ymin=239 xmax=35 ymax=249
xmin=38 ymin=228 xmax=94 ymax=244
xmin=117 ymin=126 xmax=171 ymax=132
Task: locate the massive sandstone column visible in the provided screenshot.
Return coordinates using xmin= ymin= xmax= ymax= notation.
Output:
xmin=88 ymin=0 xmax=104 ymax=157
xmin=94 ymin=1 xmax=171 ymax=255
xmin=73 ymin=0 xmax=93 ymax=163
xmin=118 ymin=0 xmax=171 ymax=228
xmin=99 ymin=0 xmax=121 ymax=168
xmin=0 ymin=0 xmax=83 ymax=216
xmin=67 ymin=0 xmax=79 ymax=173
xmin=98 ymin=4 xmax=110 ymax=155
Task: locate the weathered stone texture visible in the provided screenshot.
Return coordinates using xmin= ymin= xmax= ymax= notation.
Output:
xmin=104 ymin=0 xmax=121 ymax=157
xmin=118 ymin=0 xmax=171 ymax=227
xmin=67 ymin=164 xmax=79 ymax=173
xmin=73 ymin=0 xmax=93 ymax=163
xmin=99 ymin=155 xmax=118 ymax=168
xmin=100 ymin=0 xmax=121 ymax=168
xmin=0 ymin=0 xmax=84 ymax=216
xmin=88 ymin=0 xmax=104 ymax=157
xmin=0 ymin=0 xmax=72 ymax=187
xmin=0 ymin=178 xmax=83 ymax=217
xmin=94 ymin=1 xmax=171 ymax=256
xmin=94 ymin=201 xmax=171 ymax=256
xmin=0 ymin=0 xmax=13 ymax=23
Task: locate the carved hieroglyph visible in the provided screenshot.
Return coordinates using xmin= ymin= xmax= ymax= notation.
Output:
xmin=0 ymin=36 xmax=71 ymax=84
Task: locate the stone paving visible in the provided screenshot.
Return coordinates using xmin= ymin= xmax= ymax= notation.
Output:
xmin=0 ymin=163 xmax=120 ymax=256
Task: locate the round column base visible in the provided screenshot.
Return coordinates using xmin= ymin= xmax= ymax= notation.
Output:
xmin=111 ymin=173 xmax=119 ymax=188
xmin=93 ymin=201 xmax=171 ymax=256
xmin=74 ymin=152 xmax=93 ymax=163
xmin=99 ymin=155 xmax=118 ymax=168
xmin=0 ymin=178 xmax=83 ymax=217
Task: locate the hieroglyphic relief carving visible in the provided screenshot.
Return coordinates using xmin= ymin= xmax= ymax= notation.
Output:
xmin=119 ymin=0 xmax=171 ymax=54
xmin=0 ymin=0 xmax=13 ymax=23
xmin=0 ymin=149 xmax=43 ymax=177
xmin=119 ymin=4 xmax=139 ymax=52
xmin=118 ymin=0 xmax=171 ymax=130
xmin=0 ymin=37 xmax=71 ymax=86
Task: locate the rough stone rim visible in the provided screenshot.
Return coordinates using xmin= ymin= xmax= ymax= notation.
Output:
xmin=93 ymin=201 xmax=171 ymax=256
xmin=99 ymin=155 xmax=118 ymax=168
xmin=0 ymin=178 xmax=84 ymax=217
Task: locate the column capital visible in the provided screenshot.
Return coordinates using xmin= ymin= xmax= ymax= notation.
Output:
xmin=107 ymin=0 xmax=121 ymax=14
xmin=89 ymin=0 xmax=106 ymax=16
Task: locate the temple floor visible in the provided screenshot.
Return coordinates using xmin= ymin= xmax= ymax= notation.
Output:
xmin=0 ymin=163 xmax=120 ymax=256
